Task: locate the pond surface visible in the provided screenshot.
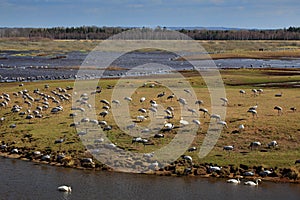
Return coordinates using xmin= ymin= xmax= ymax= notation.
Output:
xmin=0 ymin=157 xmax=299 ymax=200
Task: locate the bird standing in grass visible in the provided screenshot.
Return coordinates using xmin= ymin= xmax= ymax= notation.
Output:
xmin=239 ymin=124 xmax=245 ymax=133
xmin=247 ymin=109 xmax=258 ymax=118
xmin=220 ymin=97 xmax=228 ymax=106
xmin=157 ymin=92 xmax=165 ymax=98
xmin=274 ymin=106 xmax=283 ymax=115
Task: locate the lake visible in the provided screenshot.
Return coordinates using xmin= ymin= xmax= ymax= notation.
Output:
xmin=0 ymin=157 xmax=299 ymax=200
xmin=1 ymin=50 xmax=300 ymax=82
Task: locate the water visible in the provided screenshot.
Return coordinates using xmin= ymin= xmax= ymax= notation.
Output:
xmin=0 ymin=157 xmax=299 ymax=200
xmin=1 ymin=51 xmax=300 ymax=82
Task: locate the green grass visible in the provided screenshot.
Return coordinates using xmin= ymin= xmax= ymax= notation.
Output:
xmin=0 ymin=69 xmax=300 ymax=171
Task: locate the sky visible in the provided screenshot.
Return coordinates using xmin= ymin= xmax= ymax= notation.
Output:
xmin=0 ymin=0 xmax=299 ymax=29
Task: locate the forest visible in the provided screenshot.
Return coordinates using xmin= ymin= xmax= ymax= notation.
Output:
xmin=0 ymin=26 xmax=300 ymax=40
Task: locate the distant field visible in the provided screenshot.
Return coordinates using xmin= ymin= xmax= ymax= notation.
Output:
xmin=1 ymin=38 xmax=300 ymax=59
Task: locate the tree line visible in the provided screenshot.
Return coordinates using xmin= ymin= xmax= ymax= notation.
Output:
xmin=0 ymin=26 xmax=300 ymax=40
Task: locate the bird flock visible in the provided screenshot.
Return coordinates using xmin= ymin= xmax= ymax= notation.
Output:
xmin=0 ymin=80 xmax=299 ymax=174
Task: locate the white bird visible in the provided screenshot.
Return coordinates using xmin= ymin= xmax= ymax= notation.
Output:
xmin=140 ymin=97 xmax=146 ymax=103
xmin=199 ymin=108 xmax=209 ymax=118
xmin=247 ymin=109 xmax=258 ymax=118
xmin=166 ymin=106 xmax=174 ymax=112
xmin=57 ymin=185 xmax=72 ymax=192
xmin=149 ymin=107 xmax=157 ymax=115
xmin=209 ymin=166 xmax=222 ymax=172
xmin=143 ymin=152 xmax=154 ymax=158
xmin=249 ymin=141 xmax=261 ymax=150
xmin=187 ymin=108 xmax=197 ymax=115
xmin=192 ymin=119 xmax=201 ymax=126
xmin=138 ymin=108 xmax=147 ymax=113
xmin=136 ymin=115 xmax=146 ymax=122
xmin=157 ymin=92 xmax=165 ymax=98
xmin=178 ymin=98 xmax=187 ymax=106
xmin=151 ymin=103 xmax=158 ymax=108
xmin=154 ymin=133 xmax=164 ymax=138
xmin=164 ymin=109 xmax=173 ymax=116
xmin=149 ymin=161 xmax=159 ymax=170
xmin=94 ymin=138 xmax=104 ymax=143
xmin=181 ymin=155 xmax=193 ymax=162
xmin=180 ymin=117 xmax=189 ymax=126
xmin=217 ymin=121 xmax=228 ymax=128
xmin=274 ymin=106 xmax=283 ymax=115
xmin=259 ymin=170 xmax=273 ymax=177
xmin=25 ymin=114 xmax=34 ymax=122
xmin=163 ymin=121 xmax=174 ymax=131
xmin=126 ymin=123 xmax=136 ymax=130
xmin=257 ymin=89 xmax=263 ymax=94
xmin=184 ymin=89 xmax=192 ymax=95
xmin=167 ymin=94 xmax=175 ymax=101
xmin=220 ymin=97 xmax=228 ymax=106
xmin=89 ymin=119 xmax=98 ymax=126
xmin=249 ymin=103 xmax=258 ymax=111
xmin=268 ymin=140 xmax=278 ymax=148
xmin=124 ymin=97 xmax=132 ymax=102
xmin=243 ymin=171 xmax=255 ymax=176
xmin=195 ymin=100 xmax=204 ymax=105
xmin=81 ymin=117 xmax=90 ymax=123
xmin=149 ymin=100 xmax=156 ymax=104
xmin=251 ymin=89 xmax=258 ymax=96
xmin=106 ymin=143 xmax=117 ymax=149
xmin=275 ymin=92 xmax=283 ymax=97
xmin=244 ymin=179 xmax=261 ymax=186
xmin=102 ymin=105 xmax=110 ymax=110
xmin=112 ymin=99 xmax=120 ymax=106
xmin=223 ymin=145 xmax=234 ymax=151
xmin=188 ymin=147 xmax=197 ymax=152
xmin=227 ymin=178 xmax=240 ymax=184
xmin=239 ymin=90 xmax=246 ymax=96
xmin=99 ymin=110 xmax=108 ymax=118
xmin=11 ymin=148 xmax=18 ymax=154
xmin=210 ymin=114 xmax=221 ymax=121
xmin=239 ymin=124 xmax=245 ymax=132
xmin=100 ymin=99 xmax=110 ymax=105
xmin=98 ymin=120 xmax=107 ymax=126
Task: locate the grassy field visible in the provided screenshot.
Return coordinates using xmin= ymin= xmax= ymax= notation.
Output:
xmin=0 ymin=69 xmax=300 ymax=174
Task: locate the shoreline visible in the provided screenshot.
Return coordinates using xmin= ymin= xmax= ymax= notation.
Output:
xmin=1 ymin=150 xmax=299 ymax=184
